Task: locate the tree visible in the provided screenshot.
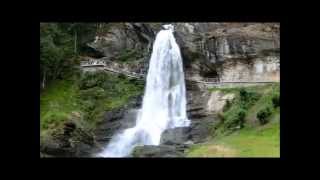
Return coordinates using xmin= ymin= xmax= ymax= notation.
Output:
xmin=40 ymin=23 xmax=98 ymax=89
xmin=40 ymin=23 xmax=73 ymax=89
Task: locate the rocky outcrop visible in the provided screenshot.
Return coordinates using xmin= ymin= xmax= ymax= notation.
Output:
xmin=173 ymin=23 xmax=280 ymax=83
xmin=86 ymin=23 xmax=280 ymax=84
xmin=132 ymin=145 xmax=185 ymax=157
xmin=40 ymin=121 xmax=96 ymax=157
xmin=93 ymin=95 xmax=142 ymax=147
xmin=207 ymin=91 xmax=235 ymax=113
xmin=160 ymin=127 xmax=191 ymax=145
xmin=40 ymin=95 xmax=143 ymax=157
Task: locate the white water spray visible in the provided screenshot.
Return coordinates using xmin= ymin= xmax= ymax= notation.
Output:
xmin=97 ymin=24 xmax=190 ymax=157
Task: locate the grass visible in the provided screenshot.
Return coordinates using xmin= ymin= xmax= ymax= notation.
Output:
xmin=40 ymin=72 xmax=143 ymax=139
xmin=187 ymin=83 xmax=280 ymax=157
xmin=40 ymin=77 xmax=80 ymax=132
xmin=187 ymin=120 xmax=279 ymax=157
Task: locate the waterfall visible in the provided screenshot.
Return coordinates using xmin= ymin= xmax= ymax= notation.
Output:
xmin=97 ymin=24 xmax=190 ymax=157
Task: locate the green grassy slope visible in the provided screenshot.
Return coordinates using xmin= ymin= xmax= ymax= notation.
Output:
xmin=187 ymin=83 xmax=280 ymax=157
xmin=40 ymin=72 xmax=143 ymax=138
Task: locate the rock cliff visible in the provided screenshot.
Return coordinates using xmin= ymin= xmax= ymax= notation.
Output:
xmin=86 ymin=23 xmax=280 ymax=83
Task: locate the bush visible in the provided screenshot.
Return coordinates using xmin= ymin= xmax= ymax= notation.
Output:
xmin=257 ymin=107 xmax=272 ymax=125
xmin=239 ymin=88 xmax=248 ymax=101
xmin=78 ymin=87 xmax=106 ymax=100
xmin=118 ymin=74 xmax=126 ymax=80
xmin=272 ymin=93 xmax=280 ymax=108
xmin=78 ymin=72 xmax=109 ymax=90
xmin=239 ymin=88 xmax=260 ymax=108
xmin=225 ymin=108 xmax=247 ymax=129
xmin=237 ymin=109 xmax=246 ymax=129
xmin=223 ymin=99 xmax=232 ymax=112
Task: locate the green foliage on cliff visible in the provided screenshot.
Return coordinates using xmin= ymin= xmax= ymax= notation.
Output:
xmin=40 ymin=72 xmax=143 ymax=136
xmin=212 ymin=84 xmax=279 ymax=135
xmin=187 ymin=83 xmax=280 ymax=157
xmin=40 ymin=76 xmax=81 ymax=131
xmin=215 ymin=88 xmax=261 ymax=133
xmin=77 ymin=71 xmax=143 ymax=125
xmin=117 ymin=49 xmax=143 ymax=62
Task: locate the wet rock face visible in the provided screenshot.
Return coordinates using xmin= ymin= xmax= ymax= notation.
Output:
xmin=40 ymin=121 xmax=96 ymax=157
xmin=93 ymin=95 xmax=142 ymax=145
xmin=160 ymin=127 xmax=191 ymax=145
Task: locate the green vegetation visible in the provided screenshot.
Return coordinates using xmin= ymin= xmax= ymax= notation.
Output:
xmin=40 ymin=23 xmax=98 ymax=90
xmin=272 ymin=93 xmax=280 ymax=108
xmin=187 ymin=120 xmax=280 ymax=157
xmin=188 ymin=83 xmax=280 ymax=157
xmin=40 ymin=76 xmax=80 ymax=131
xmin=214 ymin=87 xmax=261 ymax=134
xmin=117 ymin=49 xmax=143 ymax=62
xmin=257 ymin=106 xmax=272 ymax=125
xmin=77 ymin=71 xmax=143 ymax=125
xmin=40 ymin=23 xmax=146 ymax=144
xmin=40 ymin=72 xmax=144 ymax=138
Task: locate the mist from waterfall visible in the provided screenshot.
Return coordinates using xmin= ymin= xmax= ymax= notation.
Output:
xmin=97 ymin=24 xmax=190 ymax=157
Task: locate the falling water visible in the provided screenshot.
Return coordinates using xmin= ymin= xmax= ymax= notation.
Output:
xmin=97 ymin=24 xmax=190 ymax=157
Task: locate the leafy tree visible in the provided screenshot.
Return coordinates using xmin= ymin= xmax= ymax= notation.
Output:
xmin=40 ymin=23 xmax=98 ymax=89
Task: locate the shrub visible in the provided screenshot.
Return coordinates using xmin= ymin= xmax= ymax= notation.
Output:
xmin=257 ymin=107 xmax=272 ymax=125
xmin=223 ymin=99 xmax=232 ymax=112
xmin=237 ymin=109 xmax=246 ymax=128
xmin=239 ymin=88 xmax=248 ymax=101
xmin=78 ymin=87 xmax=106 ymax=100
xmin=78 ymin=72 xmax=109 ymax=90
xmin=239 ymin=88 xmax=260 ymax=108
xmin=225 ymin=108 xmax=247 ymax=129
xmin=118 ymin=74 xmax=126 ymax=80
xmin=272 ymin=93 xmax=280 ymax=108
xmin=235 ymin=109 xmax=247 ymax=128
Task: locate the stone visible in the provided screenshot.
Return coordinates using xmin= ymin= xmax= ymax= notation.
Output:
xmin=206 ymin=91 xmax=235 ymax=113
xmin=132 ymin=145 xmax=185 ymax=157
xmin=84 ymin=23 xmax=279 ymax=84
xmin=160 ymin=127 xmax=191 ymax=145
xmin=188 ymin=118 xmax=213 ymax=143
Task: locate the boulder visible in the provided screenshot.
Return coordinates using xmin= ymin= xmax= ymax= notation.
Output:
xmin=160 ymin=127 xmax=191 ymax=145
xmin=132 ymin=145 xmax=185 ymax=157
xmin=206 ymin=91 xmax=235 ymax=113
xmin=188 ymin=117 xmax=213 ymax=143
